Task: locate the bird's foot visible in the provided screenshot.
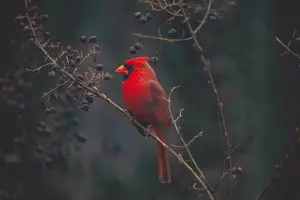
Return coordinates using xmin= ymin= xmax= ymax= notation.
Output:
xmin=124 ymin=109 xmax=135 ymax=124
xmin=142 ymin=125 xmax=152 ymax=139
xmin=129 ymin=116 xmax=136 ymax=124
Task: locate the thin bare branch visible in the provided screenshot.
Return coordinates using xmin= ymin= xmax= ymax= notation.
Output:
xmin=178 ymin=2 xmax=233 ymax=199
xmin=132 ymin=32 xmax=192 ymax=42
xmin=41 ymin=79 xmax=71 ymax=99
xmin=193 ymin=0 xmax=213 ymax=34
xmin=167 ymin=86 xmax=217 ymax=200
xmin=255 ymin=129 xmax=300 ymax=200
xmin=187 ymin=131 xmax=203 ymax=146
xmin=275 ymin=36 xmax=300 ymax=61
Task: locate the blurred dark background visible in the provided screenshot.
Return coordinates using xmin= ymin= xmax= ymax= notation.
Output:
xmin=0 ymin=0 xmax=300 ymax=200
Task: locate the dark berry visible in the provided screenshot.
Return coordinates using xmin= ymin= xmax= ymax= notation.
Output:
xmin=129 ymin=46 xmax=136 ymax=54
xmin=19 ymin=103 xmax=26 ymax=111
xmin=45 ymin=106 xmax=55 ymax=114
xmin=42 ymin=14 xmax=49 ymax=21
xmin=71 ymin=117 xmax=80 ymax=125
xmin=37 ymin=145 xmax=44 ymax=153
xmin=23 ymin=26 xmax=31 ymax=33
xmin=95 ymin=64 xmax=103 ymax=71
xmin=54 ymin=122 xmax=63 ymax=130
xmin=145 ymin=12 xmax=153 ymax=19
xmin=44 ymin=128 xmax=51 ymax=137
xmin=44 ymin=32 xmax=51 ymax=39
xmin=85 ymin=93 xmax=94 ymax=103
xmin=134 ymin=42 xmax=142 ymax=50
xmin=74 ymin=132 xmax=87 ymax=143
xmin=167 ymin=28 xmax=177 ymax=35
xmin=150 ymin=56 xmax=159 ymax=65
xmin=134 ymin=12 xmax=142 ymax=19
xmin=73 ymin=95 xmax=79 ymax=101
xmin=139 ymin=15 xmax=148 ymax=24
xmin=94 ymin=44 xmax=100 ymax=51
xmin=45 ymin=156 xmax=53 ymax=164
xmin=80 ymin=36 xmax=87 ymax=44
xmin=49 ymin=106 xmax=56 ymax=113
xmin=80 ymin=104 xmax=89 ymax=111
xmin=36 ymin=127 xmax=44 ymax=133
xmin=53 ymin=64 xmax=60 ymax=71
xmin=88 ymin=36 xmax=98 ymax=43
xmin=82 ymin=99 xmax=89 ymax=105
xmin=44 ymin=107 xmax=52 ymax=113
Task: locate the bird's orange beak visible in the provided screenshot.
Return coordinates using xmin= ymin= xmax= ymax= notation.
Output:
xmin=115 ymin=65 xmax=128 ymax=75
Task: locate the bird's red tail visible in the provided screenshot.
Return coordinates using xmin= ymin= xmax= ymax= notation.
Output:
xmin=153 ymin=127 xmax=171 ymax=184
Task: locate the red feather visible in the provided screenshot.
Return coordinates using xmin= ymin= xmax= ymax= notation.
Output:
xmin=116 ymin=57 xmax=172 ymax=184
xmin=124 ymin=56 xmax=149 ymax=66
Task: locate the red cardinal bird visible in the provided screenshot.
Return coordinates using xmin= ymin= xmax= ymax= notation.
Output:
xmin=115 ymin=56 xmax=172 ymax=184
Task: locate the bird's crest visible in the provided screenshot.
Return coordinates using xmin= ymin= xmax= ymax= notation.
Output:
xmin=124 ymin=56 xmax=149 ymax=67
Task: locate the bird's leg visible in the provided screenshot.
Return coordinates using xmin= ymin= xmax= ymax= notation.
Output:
xmin=124 ymin=109 xmax=152 ymax=139
xmin=143 ymin=125 xmax=152 ymax=139
xmin=124 ymin=109 xmax=146 ymax=137
xmin=129 ymin=116 xmax=136 ymax=124
xmin=124 ymin=109 xmax=136 ymax=124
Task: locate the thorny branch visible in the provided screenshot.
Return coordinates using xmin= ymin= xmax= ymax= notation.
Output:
xmin=276 ymin=34 xmax=300 ymax=62
xmin=167 ymin=86 xmax=217 ymax=199
xmin=255 ymin=128 xmax=300 ymax=200
xmin=41 ymin=78 xmax=70 ymax=102
xmin=257 ymin=31 xmax=300 ymax=200
xmin=21 ymin=0 xmax=217 ymax=199
xmin=132 ymin=32 xmax=192 ymax=42
xmin=134 ymin=0 xmax=234 ymax=198
xmin=180 ymin=1 xmax=235 ymax=198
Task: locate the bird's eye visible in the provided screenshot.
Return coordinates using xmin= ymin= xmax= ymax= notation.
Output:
xmin=124 ymin=64 xmax=134 ymax=72
xmin=124 ymin=64 xmax=133 ymax=69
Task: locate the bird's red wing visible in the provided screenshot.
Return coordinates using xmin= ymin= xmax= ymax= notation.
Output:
xmin=147 ymin=80 xmax=172 ymax=184
xmin=147 ymin=80 xmax=172 ymax=129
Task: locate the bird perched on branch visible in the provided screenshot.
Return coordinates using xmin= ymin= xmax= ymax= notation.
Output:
xmin=115 ymin=56 xmax=172 ymax=184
